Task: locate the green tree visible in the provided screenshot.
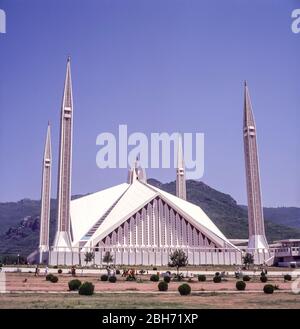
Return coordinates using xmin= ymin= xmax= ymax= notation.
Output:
xmin=84 ymin=252 xmax=95 ymax=267
xmin=103 ymin=251 xmax=113 ymax=266
xmin=242 ymin=252 xmax=254 ymax=269
xmin=168 ymin=249 xmax=188 ymax=276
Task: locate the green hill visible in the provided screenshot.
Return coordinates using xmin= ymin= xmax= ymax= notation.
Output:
xmin=0 ymin=179 xmax=299 ymax=259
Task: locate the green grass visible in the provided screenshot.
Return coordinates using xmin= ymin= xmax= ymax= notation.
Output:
xmin=0 ymin=292 xmax=300 ymax=309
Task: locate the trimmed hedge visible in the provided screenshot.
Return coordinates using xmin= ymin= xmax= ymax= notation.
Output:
xmin=198 ymin=275 xmax=206 ymax=282
xmin=126 ymin=275 xmax=136 ymax=281
xmin=284 ymin=274 xmax=292 ymax=281
xmin=68 ymin=279 xmax=82 ymax=291
xmin=150 ymin=274 xmax=159 ymax=282
xmin=58 ymin=269 xmax=63 ymax=274
xmin=100 ymin=274 xmax=108 ymax=281
xmin=46 ymin=273 xmax=54 ymax=281
xmin=236 ymin=281 xmax=246 ymax=291
xmin=50 ymin=275 xmax=58 ymax=283
xmin=158 ymin=281 xmax=168 ymax=291
xmin=243 ymin=275 xmax=251 ymax=282
xmin=79 ymin=282 xmax=95 ymax=295
xmin=178 ymin=283 xmax=191 ymax=296
xmin=164 ymin=276 xmax=171 ymax=283
xmin=263 ymin=284 xmax=274 ymax=294
xmin=260 ymin=276 xmax=268 ymax=283
xmin=109 ymin=276 xmax=117 ymax=283
xmin=213 ymin=275 xmax=222 ymax=283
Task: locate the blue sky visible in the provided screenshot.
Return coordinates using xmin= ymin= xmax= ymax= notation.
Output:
xmin=0 ymin=0 xmax=299 ymax=206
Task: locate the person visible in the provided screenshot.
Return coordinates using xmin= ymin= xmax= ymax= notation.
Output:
xmin=44 ymin=266 xmax=49 ymax=276
xmin=71 ymin=266 xmax=76 ymax=277
xmin=235 ymin=266 xmax=242 ymax=279
xmin=34 ymin=265 xmax=39 ymax=277
xmin=263 ymin=262 xmax=268 ymax=275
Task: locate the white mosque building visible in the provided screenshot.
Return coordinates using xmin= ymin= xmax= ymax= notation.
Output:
xmin=32 ymin=58 xmax=276 ymax=266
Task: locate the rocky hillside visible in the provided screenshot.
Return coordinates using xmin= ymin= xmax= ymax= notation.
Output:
xmin=0 ymin=180 xmax=299 ymax=259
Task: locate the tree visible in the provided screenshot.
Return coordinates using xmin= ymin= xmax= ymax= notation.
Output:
xmin=84 ymin=252 xmax=95 ymax=267
xmin=103 ymin=251 xmax=113 ymax=267
xmin=168 ymin=249 xmax=188 ymax=276
xmin=242 ymin=252 xmax=254 ymax=269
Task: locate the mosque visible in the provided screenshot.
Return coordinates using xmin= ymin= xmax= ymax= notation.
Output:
xmin=32 ymin=58 xmax=277 ymax=266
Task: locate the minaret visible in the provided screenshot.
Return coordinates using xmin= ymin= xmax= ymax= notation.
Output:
xmin=127 ymin=157 xmax=147 ymax=184
xmin=53 ymin=57 xmax=74 ymax=250
xmin=39 ymin=123 xmax=52 ymax=261
xmin=176 ymin=134 xmax=186 ymax=200
xmin=243 ymin=81 xmax=268 ymax=250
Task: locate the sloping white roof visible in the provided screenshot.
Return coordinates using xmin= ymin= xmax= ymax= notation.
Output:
xmin=70 ymin=183 xmax=129 ymax=245
xmin=149 ymin=185 xmax=236 ymax=248
xmin=86 ymin=180 xmax=158 ymax=247
xmin=70 ymin=179 xmax=237 ymax=249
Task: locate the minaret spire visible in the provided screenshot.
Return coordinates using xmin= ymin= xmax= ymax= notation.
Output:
xmin=39 ymin=123 xmax=52 ymax=262
xmin=243 ymin=82 xmax=268 ymax=250
xmin=176 ymin=133 xmax=186 ymax=200
xmin=53 ymin=57 xmax=74 ymax=250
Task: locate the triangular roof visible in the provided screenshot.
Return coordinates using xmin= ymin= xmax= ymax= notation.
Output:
xmin=70 ymin=179 xmax=237 ymax=249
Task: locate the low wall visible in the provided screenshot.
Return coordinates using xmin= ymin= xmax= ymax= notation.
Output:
xmin=47 ymin=247 xmax=273 ymax=266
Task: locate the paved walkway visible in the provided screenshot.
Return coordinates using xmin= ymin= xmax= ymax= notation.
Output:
xmin=2 ymin=289 xmax=295 ymax=294
xmin=2 ymin=267 xmax=298 ymax=277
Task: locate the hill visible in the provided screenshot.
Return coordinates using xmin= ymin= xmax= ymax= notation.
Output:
xmin=0 ymin=180 xmax=299 ymax=258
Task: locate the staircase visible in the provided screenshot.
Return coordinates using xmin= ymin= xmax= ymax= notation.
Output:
xmin=80 ymin=188 xmax=129 ymax=243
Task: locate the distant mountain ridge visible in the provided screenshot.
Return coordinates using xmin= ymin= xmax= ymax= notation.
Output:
xmin=0 ymin=179 xmax=299 ymax=258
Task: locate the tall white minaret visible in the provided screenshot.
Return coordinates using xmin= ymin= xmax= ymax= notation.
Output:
xmin=53 ymin=57 xmax=74 ymax=250
xmin=243 ymin=81 xmax=268 ymax=250
xmin=39 ymin=123 xmax=52 ymax=261
xmin=176 ymin=134 xmax=186 ymax=200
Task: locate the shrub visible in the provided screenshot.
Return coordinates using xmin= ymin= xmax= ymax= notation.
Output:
xmin=50 ymin=275 xmax=58 ymax=283
xmin=58 ymin=269 xmax=63 ymax=274
xmin=213 ymin=275 xmax=222 ymax=283
xmin=116 ymin=269 xmax=120 ymax=275
xmin=153 ymin=267 xmax=157 ymax=271
xmin=68 ymin=279 xmax=82 ymax=291
xmin=158 ymin=281 xmax=168 ymax=291
xmin=243 ymin=275 xmax=251 ymax=282
xmin=150 ymin=274 xmax=159 ymax=282
xmin=46 ymin=273 xmax=54 ymax=281
xmin=198 ymin=275 xmax=206 ymax=282
xmin=109 ymin=276 xmax=117 ymax=283
xmin=274 ymin=285 xmax=280 ymax=290
xmin=53 ymin=265 xmax=58 ymax=269
xmin=174 ymin=273 xmax=184 ymax=281
xmin=215 ymin=272 xmax=220 ymax=276
xmin=164 ymin=276 xmax=171 ymax=283
xmin=100 ymin=274 xmax=108 ymax=281
xmin=260 ymin=276 xmax=268 ymax=283
xmin=284 ymin=274 xmax=292 ymax=281
xmin=79 ymin=282 xmax=94 ymax=295
xmin=139 ymin=269 xmax=146 ymax=274
xmin=178 ymin=283 xmax=191 ymax=296
xmin=236 ymin=281 xmax=246 ymax=291
xmin=263 ymin=284 xmax=274 ymax=294
xmin=126 ymin=274 xmax=136 ymax=281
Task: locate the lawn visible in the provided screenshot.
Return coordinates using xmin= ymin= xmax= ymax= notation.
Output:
xmin=0 ymin=292 xmax=300 ymax=309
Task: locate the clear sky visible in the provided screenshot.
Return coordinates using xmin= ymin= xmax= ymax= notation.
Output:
xmin=0 ymin=0 xmax=299 ymax=206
